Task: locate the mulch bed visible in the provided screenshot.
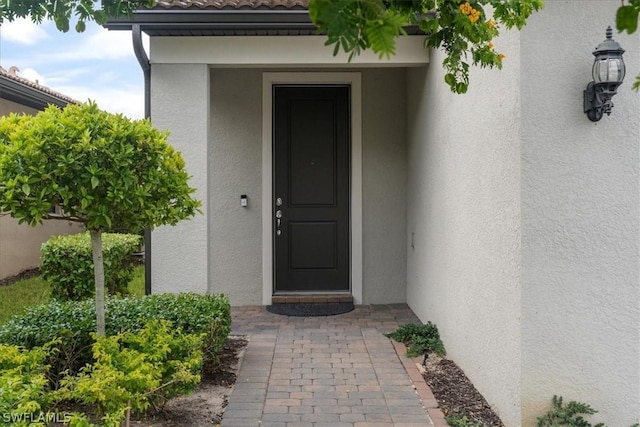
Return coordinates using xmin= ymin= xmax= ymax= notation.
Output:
xmin=0 ymin=267 xmax=41 ymax=286
xmin=203 ymin=336 xmax=248 ymax=385
xmin=422 ymin=353 xmax=505 ymax=426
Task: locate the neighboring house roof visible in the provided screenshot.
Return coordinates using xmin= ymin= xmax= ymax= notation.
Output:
xmin=106 ymin=0 xmax=420 ymax=36
xmin=0 ymin=66 xmax=79 ymax=110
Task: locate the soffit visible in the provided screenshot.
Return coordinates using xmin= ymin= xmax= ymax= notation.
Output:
xmin=106 ymin=0 xmax=420 ymax=36
xmin=106 ymin=0 xmax=314 ymax=35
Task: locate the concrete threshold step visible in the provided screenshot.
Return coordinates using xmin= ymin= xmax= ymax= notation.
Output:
xmin=271 ymin=294 xmax=353 ymax=304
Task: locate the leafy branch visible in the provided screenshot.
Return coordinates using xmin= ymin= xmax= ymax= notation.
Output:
xmin=309 ymin=0 xmax=544 ymax=93
xmin=616 ymin=0 xmax=640 ymax=90
xmin=0 ymin=0 xmax=154 ymax=32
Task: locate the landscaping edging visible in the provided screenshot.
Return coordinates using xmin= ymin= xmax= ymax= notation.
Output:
xmin=391 ymin=339 xmax=449 ymax=427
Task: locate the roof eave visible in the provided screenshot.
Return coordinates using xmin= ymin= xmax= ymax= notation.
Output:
xmin=0 ymin=76 xmax=73 ymax=110
xmin=105 ymin=8 xmax=313 ymax=32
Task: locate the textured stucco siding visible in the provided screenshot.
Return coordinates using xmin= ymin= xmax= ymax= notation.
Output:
xmin=361 ymin=68 xmax=407 ymax=304
xmin=208 ymin=69 xmax=263 ymax=305
xmin=520 ymin=2 xmax=640 ymax=426
xmin=405 ymin=29 xmax=523 ymax=426
xmin=150 ymin=63 xmax=209 ymax=294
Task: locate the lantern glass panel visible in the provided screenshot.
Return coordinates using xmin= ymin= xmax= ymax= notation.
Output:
xmin=592 ymin=58 xmax=625 ymax=83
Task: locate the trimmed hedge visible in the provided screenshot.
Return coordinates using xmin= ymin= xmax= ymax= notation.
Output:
xmin=41 ymin=232 xmax=141 ymax=301
xmin=0 ymin=293 xmax=231 ymax=385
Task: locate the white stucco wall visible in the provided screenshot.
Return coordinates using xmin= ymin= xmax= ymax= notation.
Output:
xmin=405 ymin=30 xmax=523 ymax=426
xmin=407 ymin=3 xmax=640 ymax=426
xmin=361 ymin=68 xmax=407 ymax=304
xmin=520 ymin=2 xmax=640 ymax=426
xmin=209 ymin=69 xmax=263 ymax=305
xmin=151 ymin=63 xmax=209 ymax=294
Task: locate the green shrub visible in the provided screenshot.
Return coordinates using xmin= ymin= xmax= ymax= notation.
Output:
xmin=41 ymin=232 xmax=141 ymax=301
xmin=59 ymin=320 xmax=203 ymax=427
xmin=445 ymin=414 xmax=487 ymax=427
xmin=0 ymin=293 xmax=230 ymax=384
xmin=386 ymin=322 xmax=446 ymax=357
xmin=0 ymin=341 xmax=58 ymax=427
xmin=536 ymin=395 xmax=640 ymax=427
xmin=0 ymin=322 xmax=204 ymax=427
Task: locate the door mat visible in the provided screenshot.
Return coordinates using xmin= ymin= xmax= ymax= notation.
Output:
xmin=266 ymin=303 xmax=354 ymax=317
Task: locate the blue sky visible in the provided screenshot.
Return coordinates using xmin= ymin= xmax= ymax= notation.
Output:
xmin=0 ymin=18 xmax=148 ymax=119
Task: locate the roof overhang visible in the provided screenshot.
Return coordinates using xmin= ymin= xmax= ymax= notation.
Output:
xmin=105 ymin=3 xmax=427 ymax=66
xmin=105 ymin=7 xmax=422 ymax=37
xmin=0 ymin=76 xmax=73 ymax=110
xmin=107 ymin=8 xmax=320 ymax=35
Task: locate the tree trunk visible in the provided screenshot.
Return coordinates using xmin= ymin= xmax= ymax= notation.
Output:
xmin=90 ymin=229 xmax=106 ymax=336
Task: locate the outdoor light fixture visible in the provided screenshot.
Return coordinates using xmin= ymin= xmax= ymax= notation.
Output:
xmin=584 ymin=26 xmax=626 ymax=122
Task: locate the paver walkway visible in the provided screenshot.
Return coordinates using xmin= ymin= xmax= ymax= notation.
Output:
xmin=223 ymin=304 xmax=437 ymax=427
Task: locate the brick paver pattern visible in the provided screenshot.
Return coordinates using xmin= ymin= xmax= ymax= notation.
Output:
xmin=223 ymin=304 xmax=435 ymax=427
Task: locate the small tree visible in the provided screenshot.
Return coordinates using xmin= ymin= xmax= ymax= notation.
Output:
xmin=0 ymin=102 xmax=201 ymax=335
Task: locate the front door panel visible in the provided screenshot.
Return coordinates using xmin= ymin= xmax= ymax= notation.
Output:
xmin=274 ymin=86 xmax=350 ymax=292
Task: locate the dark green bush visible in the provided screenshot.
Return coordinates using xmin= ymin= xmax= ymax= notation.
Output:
xmin=386 ymin=322 xmax=446 ymax=357
xmin=41 ymin=232 xmax=141 ymax=301
xmin=0 ymin=293 xmax=231 ymax=385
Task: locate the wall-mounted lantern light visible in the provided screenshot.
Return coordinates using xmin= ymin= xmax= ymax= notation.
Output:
xmin=584 ymin=26 xmax=626 ymax=122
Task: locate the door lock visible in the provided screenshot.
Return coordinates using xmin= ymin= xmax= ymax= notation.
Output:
xmin=276 ymin=197 xmax=283 ymax=207
xmin=275 ymin=209 xmax=283 ymax=237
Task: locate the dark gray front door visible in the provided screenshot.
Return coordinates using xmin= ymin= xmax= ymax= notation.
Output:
xmin=273 ymin=85 xmax=350 ymax=292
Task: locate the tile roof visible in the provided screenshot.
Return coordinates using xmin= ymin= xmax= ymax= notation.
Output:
xmin=154 ymin=0 xmax=309 ymax=9
xmin=0 ymin=66 xmax=79 ymax=105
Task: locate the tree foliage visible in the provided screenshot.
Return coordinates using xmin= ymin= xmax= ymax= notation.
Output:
xmin=0 ymin=102 xmax=201 ymax=335
xmin=0 ymin=102 xmax=199 ymax=231
xmin=309 ymin=0 xmax=544 ymax=93
xmin=0 ymin=0 xmax=154 ymax=32
xmin=616 ymin=0 xmax=640 ymax=90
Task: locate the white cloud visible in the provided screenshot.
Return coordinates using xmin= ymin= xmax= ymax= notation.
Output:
xmin=46 ymin=27 xmax=148 ymax=63
xmin=57 ymin=84 xmax=144 ymax=120
xmin=0 ymin=22 xmax=147 ymax=119
xmin=1 ymin=18 xmax=49 ymax=45
xmin=17 ymin=68 xmax=48 ymax=86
